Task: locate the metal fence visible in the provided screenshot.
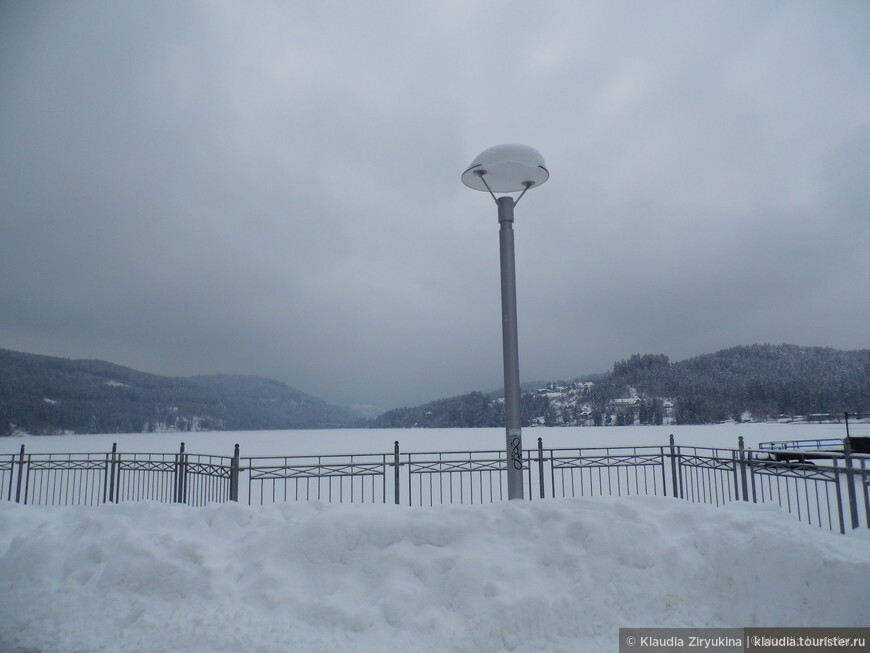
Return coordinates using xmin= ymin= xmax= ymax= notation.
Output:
xmin=1 ymin=443 xmax=238 ymax=508
xmin=2 ymin=436 xmax=868 ymax=534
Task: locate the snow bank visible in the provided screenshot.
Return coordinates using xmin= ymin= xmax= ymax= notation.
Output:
xmin=1 ymin=496 xmax=868 ymax=653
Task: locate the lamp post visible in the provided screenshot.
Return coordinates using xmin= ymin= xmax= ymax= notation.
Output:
xmin=461 ymin=144 xmax=549 ymax=500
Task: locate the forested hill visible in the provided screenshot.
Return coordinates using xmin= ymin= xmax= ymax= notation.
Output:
xmin=369 ymin=345 xmax=870 ymax=428
xmin=605 ymin=344 xmax=869 ymax=423
xmin=0 ymin=348 xmax=356 ymax=435
xmin=4 ymin=344 xmax=867 ymax=434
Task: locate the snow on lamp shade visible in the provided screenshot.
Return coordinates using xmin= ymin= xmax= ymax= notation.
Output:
xmin=461 ymin=144 xmax=549 ymax=193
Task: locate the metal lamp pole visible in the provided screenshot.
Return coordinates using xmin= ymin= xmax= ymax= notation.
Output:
xmin=497 ymin=194 xmax=524 ymax=499
xmin=462 ymin=145 xmax=549 ymax=501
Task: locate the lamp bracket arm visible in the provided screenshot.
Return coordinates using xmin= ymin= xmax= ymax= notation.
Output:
xmin=473 ymin=170 xmax=500 ymax=204
xmin=513 ymin=181 xmax=534 ymax=207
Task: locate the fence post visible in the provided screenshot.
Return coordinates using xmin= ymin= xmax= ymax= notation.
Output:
xmin=747 ymin=449 xmax=758 ymax=503
xmin=832 ymin=457 xmax=846 ymax=534
xmin=843 ymin=437 xmax=859 ymax=530
xmin=527 ymin=445 xmax=533 ymax=501
xmin=14 ymin=444 xmax=26 ymax=503
xmin=105 ymin=442 xmax=118 ymax=503
xmin=394 ymin=441 xmax=400 ymax=505
xmin=861 ymin=457 xmax=870 ymax=530
xmin=738 ymin=437 xmax=749 ymax=502
xmin=175 ymin=442 xmax=188 ymax=504
xmin=537 ymin=437 xmax=545 ymax=499
xmin=104 ymin=444 xmax=110 ymax=503
xmin=669 ymin=435 xmax=679 ymax=498
xmin=229 ymin=444 xmax=240 ymax=502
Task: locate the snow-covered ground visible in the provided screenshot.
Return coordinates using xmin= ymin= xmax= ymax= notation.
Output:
xmin=1 ymin=495 xmax=869 ymax=652
xmin=1 ymin=424 xmax=869 ymax=652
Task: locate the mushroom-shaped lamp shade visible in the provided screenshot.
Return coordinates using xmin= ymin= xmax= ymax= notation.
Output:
xmin=461 ymin=144 xmax=549 ymax=193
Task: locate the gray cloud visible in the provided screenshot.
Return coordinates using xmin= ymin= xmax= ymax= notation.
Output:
xmin=2 ymin=1 xmax=868 ymax=409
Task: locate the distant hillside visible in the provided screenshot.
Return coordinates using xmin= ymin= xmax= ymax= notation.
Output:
xmin=369 ymin=391 xmax=550 ymax=429
xmin=369 ymin=344 xmax=870 ymax=428
xmin=5 ymin=344 xmax=867 ymax=434
xmin=0 ymin=348 xmax=356 ymax=435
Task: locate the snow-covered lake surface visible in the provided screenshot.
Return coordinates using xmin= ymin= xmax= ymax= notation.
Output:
xmin=3 ymin=421 xmax=866 ymax=457
xmin=2 ymin=424 xmax=869 ymax=652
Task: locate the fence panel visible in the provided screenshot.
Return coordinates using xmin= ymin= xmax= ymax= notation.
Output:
xmin=244 ymin=453 xmax=389 ymax=506
xmin=16 ymin=452 xmax=112 ymax=506
xmin=748 ymin=453 xmax=847 ymax=533
xmin=404 ymin=449 xmax=514 ymax=506
xmin=545 ymin=446 xmax=669 ymax=500
xmin=675 ymin=446 xmax=741 ymax=507
xmin=112 ymin=451 xmax=235 ymax=506
xmin=113 ymin=452 xmax=178 ymax=504
xmin=180 ymin=454 xmax=235 ymax=506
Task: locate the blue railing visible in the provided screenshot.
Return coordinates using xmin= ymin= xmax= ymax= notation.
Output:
xmin=758 ymin=438 xmax=843 ymax=451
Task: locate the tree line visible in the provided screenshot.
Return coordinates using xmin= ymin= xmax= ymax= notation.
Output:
xmin=611 ymin=345 xmax=869 ymax=424
xmin=368 ymin=345 xmax=870 ymax=428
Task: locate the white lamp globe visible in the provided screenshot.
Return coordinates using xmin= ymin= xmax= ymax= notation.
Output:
xmin=461 ymin=144 xmax=549 ymax=193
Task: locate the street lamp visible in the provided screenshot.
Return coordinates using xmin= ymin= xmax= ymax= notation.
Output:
xmin=461 ymin=144 xmax=549 ymax=500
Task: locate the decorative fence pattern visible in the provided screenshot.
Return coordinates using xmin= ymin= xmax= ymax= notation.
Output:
xmin=246 ymin=451 xmax=390 ymax=506
xmin=3 ymin=436 xmax=868 ymax=534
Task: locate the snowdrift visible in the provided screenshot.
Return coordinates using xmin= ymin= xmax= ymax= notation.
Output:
xmin=1 ymin=496 xmax=868 ymax=652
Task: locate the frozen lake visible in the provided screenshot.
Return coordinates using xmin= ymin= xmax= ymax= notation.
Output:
xmin=2 ymin=421 xmax=863 ymax=457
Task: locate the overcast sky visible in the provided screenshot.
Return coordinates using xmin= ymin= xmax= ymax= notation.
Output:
xmin=1 ymin=1 xmax=868 ymax=411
